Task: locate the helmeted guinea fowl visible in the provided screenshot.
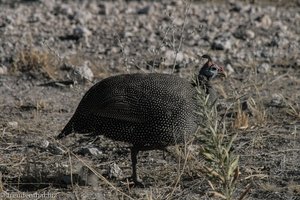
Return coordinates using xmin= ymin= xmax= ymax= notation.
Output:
xmin=56 ymin=54 xmax=225 ymax=186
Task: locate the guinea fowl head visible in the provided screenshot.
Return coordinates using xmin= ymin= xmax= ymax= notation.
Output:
xmin=199 ymin=54 xmax=226 ymax=80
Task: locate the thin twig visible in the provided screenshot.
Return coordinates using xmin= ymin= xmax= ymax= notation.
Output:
xmin=166 ymin=142 xmax=191 ymax=200
xmin=238 ymin=183 xmax=252 ymax=200
xmin=68 ymin=151 xmax=74 ymax=189
xmin=54 ymin=138 xmax=134 ymax=200
xmin=172 ymin=0 xmax=191 ymax=73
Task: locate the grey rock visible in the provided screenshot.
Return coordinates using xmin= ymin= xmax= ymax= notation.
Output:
xmin=0 ymin=65 xmax=8 ymax=75
xmin=73 ymin=26 xmax=91 ymax=39
xmin=269 ymin=94 xmax=285 ymax=107
xmin=79 ymin=147 xmax=103 ymax=157
xmin=229 ymin=2 xmax=242 ymax=12
xmin=98 ymin=3 xmax=107 ymax=15
xmin=258 ymin=63 xmax=271 ymax=73
xmin=40 ymin=140 xmax=50 ymax=149
xmin=28 ymin=13 xmax=40 ymax=23
xmin=137 ymin=6 xmax=151 ymax=15
xmin=73 ymin=10 xmax=92 ymax=24
xmin=76 ymin=61 xmax=94 ymax=82
xmin=245 ymin=30 xmax=255 ymax=39
xmin=296 ymin=59 xmax=300 ymax=67
xmin=109 ymin=162 xmax=123 ymax=179
xmin=225 ymin=63 xmax=235 ymax=75
xmin=163 ymin=50 xmax=184 ymax=66
xmin=7 ymin=121 xmax=18 ymax=129
xmin=257 ymin=14 xmax=272 ymax=28
xmin=212 ymin=36 xmax=232 ymax=50
xmin=57 ymin=4 xmax=73 ymax=16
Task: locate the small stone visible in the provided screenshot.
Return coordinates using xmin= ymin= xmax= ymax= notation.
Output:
xmin=73 ymin=10 xmax=92 ymax=24
xmin=98 ymin=3 xmax=107 ymax=15
xmin=58 ymin=4 xmax=73 ymax=16
xmin=257 ymin=63 xmax=271 ymax=73
xmin=109 ymin=162 xmax=123 ymax=179
xmin=296 ymin=59 xmax=300 ymax=66
xmin=7 ymin=121 xmax=18 ymax=129
xmin=87 ymin=2 xmax=99 ymax=14
xmin=76 ymin=61 xmax=94 ymax=82
xmin=269 ymin=94 xmax=284 ymax=107
xmin=260 ymin=50 xmax=271 ymax=59
xmin=258 ymin=14 xmax=272 ymax=28
xmin=233 ymin=26 xmax=246 ymax=40
xmin=110 ymin=47 xmax=120 ymax=54
xmin=88 ymin=148 xmax=102 ymax=156
xmin=230 ymin=2 xmax=242 ymax=12
xmin=212 ymin=37 xmax=232 ymax=50
xmin=73 ymin=26 xmax=91 ymax=39
xmin=225 ymin=64 xmax=235 ymax=75
xmin=137 ymin=5 xmax=151 ymax=15
xmin=163 ymin=50 xmax=184 ymax=66
xmin=40 ymin=140 xmax=50 ymax=149
xmin=5 ymin=15 xmax=14 ymax=24
xmin=27 ymin=13 xmax=40 ymax=23
xmin=0 ymin=65 xmax=8 ymax=75
xmin=245 ymin=30 xmax=255 ymax=39
xmin=81 ymin=147 xmax=103 ymax=156
xmin=173 ymin=18 xmax=184 ymax=26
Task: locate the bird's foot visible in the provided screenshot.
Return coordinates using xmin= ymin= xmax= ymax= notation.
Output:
xmin=123 ymin=176 xmax=146 ymax=188
xmin=132 ymin=179 xmax=145 ymax=188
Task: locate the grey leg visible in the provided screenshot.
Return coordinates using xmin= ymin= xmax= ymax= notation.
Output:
xmin=130 ymin=148 xmax=144 ymax=187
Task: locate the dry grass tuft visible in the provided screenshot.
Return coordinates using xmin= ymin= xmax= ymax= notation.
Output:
xmin=233 ymin=100 xmax=249 ymax=130
xmin=248 ymin=97 xmax=267 ymax=125
xmin=193 ymin=78 xmax=244 ymax=200
xmin=287 ymin=182 xmax=300 ymax=194
xmin=11 ymin=47 xmax=62 ymax=80
xmin=284 ymin=100 xmax=300 ymax=119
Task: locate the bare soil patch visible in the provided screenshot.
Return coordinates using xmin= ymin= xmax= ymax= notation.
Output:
xmin=0 ymin=0 xmax=299 ymax=199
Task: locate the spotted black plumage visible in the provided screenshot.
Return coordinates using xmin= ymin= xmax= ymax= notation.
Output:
xmin=57 ymin=55 xmax=225 ymax=186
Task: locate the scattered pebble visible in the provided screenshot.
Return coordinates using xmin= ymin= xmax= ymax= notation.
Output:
xmin=40 ymin=139 xmax=50 ymax=149
xmin=0 ymin=65 xmax=8 ymax=75
xmin=225 ymin=63 xmax=235 ymax=75
xmin=212 ymin=36 xmax=232 ymax=50
xmin=257 ymin=63 xmax=271 ymax=73
xmin=136 ymin=5 xmax=151 ymax=15
xmin=245 ymin=30 xmax=255 ymax=39
xmin=57 ymin=4 xmax=73 ymax=16
xmin=80 ymin=147 xmax=103 ymax=157
xmin=163 ymin=50 xmax=184 ymax=66
xmin=269 ymin=93 xmax=285 ymax=107
xmin=88 ymin=147 xmax=103 ymax=156
xmin=76 ymin=61 xmax=94 ymax=82
xmin=7 ymin=121 xmax=18 ymax=129
xmin=259 ymin=14 xmax=272 ymax=28
xmin=0 ymin=1 xmax=297 ymax=79
xmin=0 ymin=1 xmax=298 ymax=199
xmin=73 ymin=26 xmax=91 ymax=39
xmin=109 ymin=162 xmax=123 ymax=179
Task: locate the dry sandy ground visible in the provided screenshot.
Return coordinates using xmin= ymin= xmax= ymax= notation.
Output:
xmin=0 ymin=0 xmax=299 ymax=199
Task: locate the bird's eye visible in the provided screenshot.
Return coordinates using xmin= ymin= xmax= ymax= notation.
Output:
xmin=211 ymin=66 xmax=217 ymax=71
